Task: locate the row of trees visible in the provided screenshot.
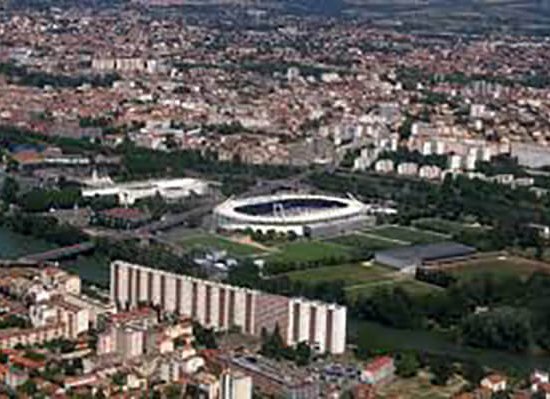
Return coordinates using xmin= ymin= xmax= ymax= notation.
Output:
xmin=353 ymin=271 xmax=550 ymax=354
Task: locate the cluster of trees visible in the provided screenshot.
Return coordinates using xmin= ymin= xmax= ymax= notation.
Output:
xmin=94 ymin=238 xmax=203 ymax=278
xmin=0 ymin=212 xmax=87 ymax=246
xmin=0 ymin=62 xmax=120 ymax=89
xmin=17 ymin=186 xmax=81 ymax=212
xmin=192 ymin=321 xmax=218 ymax=349
xmin=378 ymin=148 xmax=448 ymax=170
xmin=0 ymin=315 xmax=29 ymax=329
xmin=353 ymin=272 xmax=550 ymax=353
xmin=260 ymin=325 xmax=312 ymax=366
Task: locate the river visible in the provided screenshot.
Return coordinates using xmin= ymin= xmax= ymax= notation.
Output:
xmin=0 ymin=227 xmax=110 ymax=287
xmin=350 ymin=320 xmax=550 ymax=372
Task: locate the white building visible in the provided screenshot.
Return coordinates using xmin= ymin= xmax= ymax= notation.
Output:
xmin=220 ymin=370 xmax=253 ymax=399
xmin=481 ymin=374 xmax=507 ymax=393
xmin=375 ymin=159 xmax=394 ymax=173
xmin=397 ymin=162 xmax=419 ymax=176
xmin=111 ymin=261 xmax=347 ymax=354
xmin=419 ymin=165 xmax=442 ymax=180
xmin=82 ymin=178 xmax=210 ymax=206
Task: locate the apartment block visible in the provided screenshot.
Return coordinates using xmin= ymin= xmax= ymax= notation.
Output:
xmin=110 ymin=261 xmax=347 ymax=354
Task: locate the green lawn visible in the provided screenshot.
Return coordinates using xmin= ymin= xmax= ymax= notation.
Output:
xmin=345 ymin=277 xmax=441 ymax=300
xmin=367 ymin=225 xmax=447 ymax=245
xmin=446 ymin=256 xmax=550 ymax=281
xmin=265 ymin=240 xmax=352 ymax=264
xmin=178 ymin=234 xmax=264 ymax=256
xmin=286 ymin=263 xmax=393 ymax=285
xmin=412 ymin=217 xmax=487 ymax=236
xmin=327 ymin=233 xmax=404 ymax=251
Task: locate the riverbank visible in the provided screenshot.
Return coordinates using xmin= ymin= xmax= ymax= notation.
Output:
xmin=0 ymin=226 xmax=110 ymax=287
xmin=350 ymin=319 xmax=550 ymax=373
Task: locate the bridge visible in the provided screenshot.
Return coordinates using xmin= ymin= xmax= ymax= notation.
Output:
xmin=20 ymin=241 xmax=96 ymax=262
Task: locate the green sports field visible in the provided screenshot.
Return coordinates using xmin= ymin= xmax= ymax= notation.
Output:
xmin=367 ymin=225 xmax=448 ymax=245
xmin=285 ymin=263 xmax=392 ymax=285
xmin=327 ymin=233 xmax=404 ymax=251
xmin=265 ymin=240 xmax=352 ymax=264
xmin=178 ymin=234 xmax=264 ymax=256
xmin=442 ymin=255 xmax=550 ymax=281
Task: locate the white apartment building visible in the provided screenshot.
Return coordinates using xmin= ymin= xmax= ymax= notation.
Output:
xmin=111 ymin=261 xmax=347 ymax=354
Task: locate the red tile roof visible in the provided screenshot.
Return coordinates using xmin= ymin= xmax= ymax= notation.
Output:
xmin=364 ymin=356 xmax=393 ymax=373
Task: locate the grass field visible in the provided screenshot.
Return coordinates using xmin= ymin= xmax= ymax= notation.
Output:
xmin=327 ymin=233 xmax=404 ymax=251
xmin=412 ymin=217 xmax=487 ymax=236
xmin=368 ymin=225 xmax=448 ymax=245
xmin=179 ymin=234 xmax=264 ymax=256
xmin=286 ymin=263 xmax=392 ymax=285
xmin=345 ymin=277 xmax=441 ymax=300
xmin=266 ymin=240 xmax=352 ymax=264
xmin=441 ymin=255 xmax=550 ymax=280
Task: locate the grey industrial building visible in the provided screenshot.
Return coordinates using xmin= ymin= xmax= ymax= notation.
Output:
xmin=375 ymin=242 xmax=476 ymax=273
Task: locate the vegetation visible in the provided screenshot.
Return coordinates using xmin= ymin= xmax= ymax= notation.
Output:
xmin=260 ymin=325 xmax=312 ymax=366
xmin=0 ymin=61 xmax=120 ymax=88
xmin=377 ymin=148 xmax=448 ymax=170
xmin=354 ymin=272 xmax=550 ymax=354
xmin=0 ymin=212 xmax=87 ymax=246
xmin=309 ymin=172 xmax=543 ymax=253
xmin=179 ymin=234 xmax=263 ymax=256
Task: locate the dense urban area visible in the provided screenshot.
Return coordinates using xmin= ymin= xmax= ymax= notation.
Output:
xmin=1 ymin=0 xmax=550 ymax=398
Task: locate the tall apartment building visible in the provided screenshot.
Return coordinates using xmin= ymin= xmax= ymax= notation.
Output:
xmin=110 ymin=261 xmax=347 ymax=354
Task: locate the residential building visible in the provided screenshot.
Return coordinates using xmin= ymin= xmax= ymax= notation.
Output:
xmin=111 ymin=261 xmax=347 ymax=354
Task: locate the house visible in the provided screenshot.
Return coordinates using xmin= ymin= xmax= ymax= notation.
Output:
xmin=531 ymin=369 xmax=550 ymax=398
xmin=353 ymin=383 xmax=375 ymax=399
xmin=361 ymin=356 xmax=395 ymax=385
xmin=480 ymin=373 xmax=507 ymax=393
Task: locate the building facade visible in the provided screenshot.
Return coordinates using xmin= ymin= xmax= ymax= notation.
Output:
xmin=110 ymin=261 xmax=347 ymax=354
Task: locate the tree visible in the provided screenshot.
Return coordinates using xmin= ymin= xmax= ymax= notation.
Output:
xmin=429 ymin=357 xmax=454 ymax=386
xmin=1 ymin=176 xmax=19 ymax=205
xmin=294 ymin=342 xmax=312 ymax=366
xmin=396 ymin=352 xmax=420 ymax=378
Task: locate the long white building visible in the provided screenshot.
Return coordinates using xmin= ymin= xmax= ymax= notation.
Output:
xmin=82 ymin=177 xmax=209 ymax=206
xmin=110 ymin=261 xmax=347 ymax=354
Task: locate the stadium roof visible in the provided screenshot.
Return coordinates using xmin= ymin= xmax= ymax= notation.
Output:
xmin=376 ymin=242 xmax=476 ymax=264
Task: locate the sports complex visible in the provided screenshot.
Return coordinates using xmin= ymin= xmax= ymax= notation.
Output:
xmin=213 ymin=193 xmax=375 ymax=237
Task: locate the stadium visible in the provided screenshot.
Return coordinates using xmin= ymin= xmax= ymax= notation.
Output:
xmin=213 ymin=193 xmax=374 ymax=237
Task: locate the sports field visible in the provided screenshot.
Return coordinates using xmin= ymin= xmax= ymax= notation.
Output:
xmin=327 ymin=233 xmax=404 ymax=251
xmin=345 ymin=276 xmax=441 ymax=300
xmin=179 ymin=234 xmax=264 ymax=256
xmin=266 ymin=240 xmax=352 ymax=264
xmin=367 ymin=225 xmax=447 ymax=245
xmin=286 ymin=263 xmax=392 ymax=285
xmin=439 ymin=255 xmax=550 ymax=280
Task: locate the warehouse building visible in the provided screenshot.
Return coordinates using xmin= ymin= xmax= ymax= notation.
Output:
xmin=374 ymin=242 xmax=476 ymax=273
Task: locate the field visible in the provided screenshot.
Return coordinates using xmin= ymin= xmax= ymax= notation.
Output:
xmin=285 ymin=263 xmax=392 ymax=285
xmin=412 ymin=218 xmax=487 ymax=236
xmin=265 ymin=240 xmax=352 ymax=264
xmin=327 ymin=233 xmax=404 ymax=251
xmin=285 ymin=261 xmax=440 ymax=300
xmin=435 ymin=255 xmax=550 ymax=281
xmin=345 ymin=275 xmax=441 ymax=300
xmin=178 ymin=234 xmax=265 ymax=256
xmin=367 ymin=225 xmax=448 ymax=245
